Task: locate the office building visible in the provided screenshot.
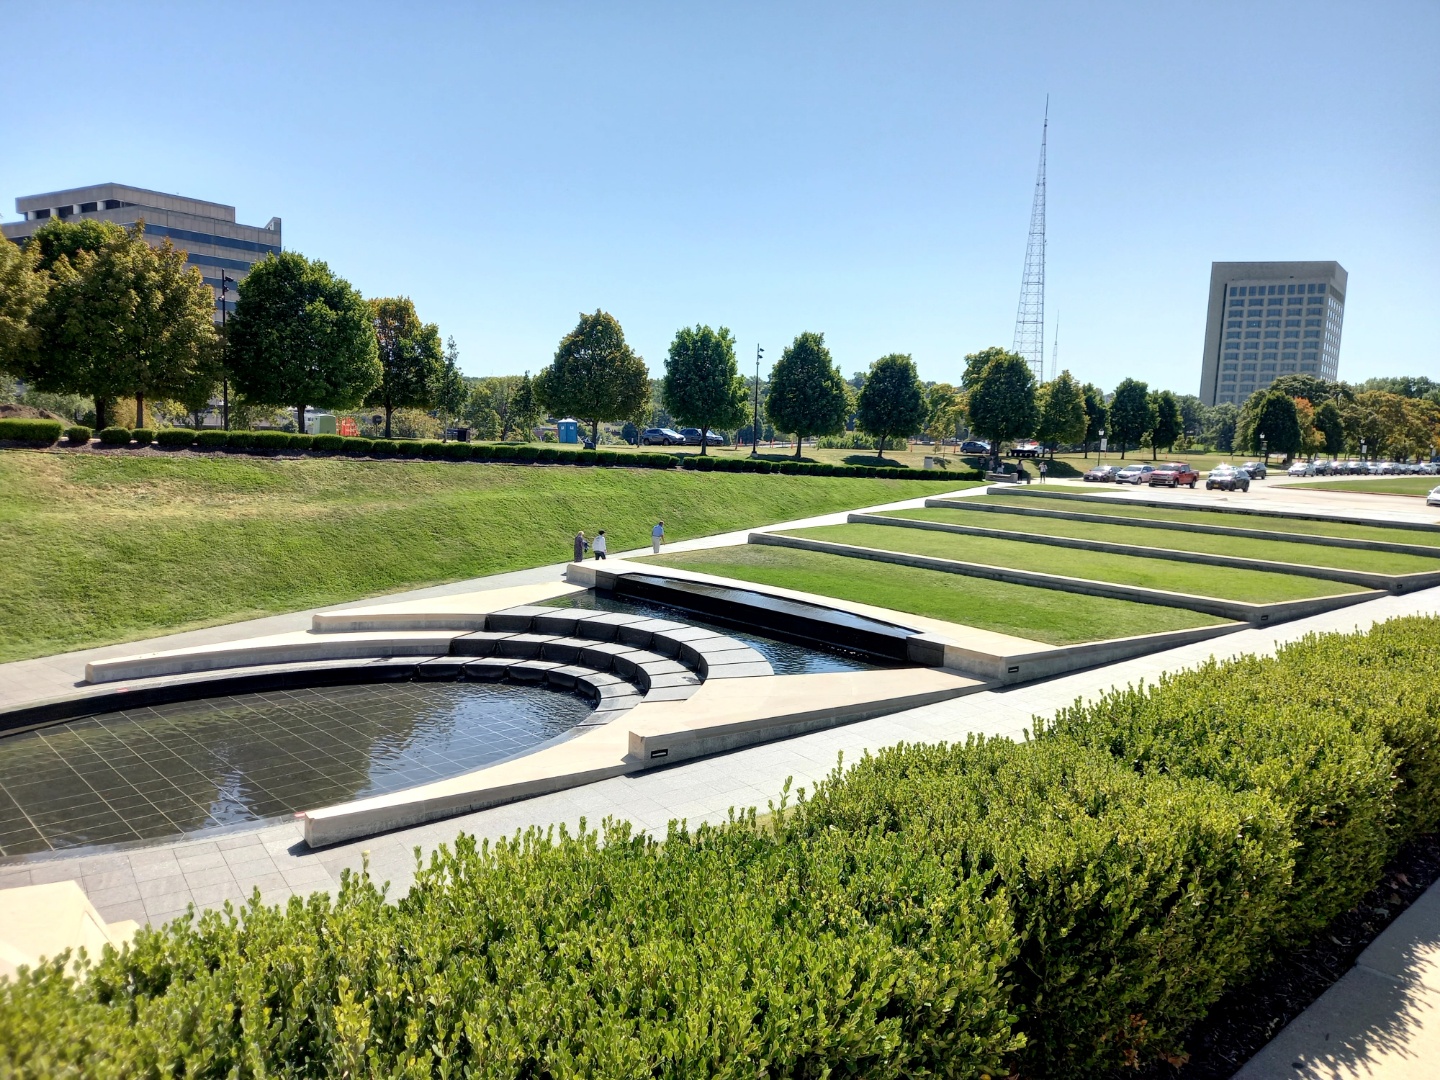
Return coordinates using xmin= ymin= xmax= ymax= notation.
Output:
xmin=2 ymin=183 xmax=281 ymax=321
xmin=1198 ymin=260 xmax=1346 ymax=406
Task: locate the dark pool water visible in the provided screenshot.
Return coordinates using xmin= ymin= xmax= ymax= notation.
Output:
xmin=0 ymin=682 xmax=590 ymax=859
xmin=542 ymin=591 xmax=890 ymax=674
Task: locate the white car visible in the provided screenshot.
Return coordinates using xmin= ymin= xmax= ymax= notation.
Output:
xmin=1287 ymin=461 xmax=1315 ymax=477
xmin=1429 ymin=485 xmax=1440 ymax=507
xmin=1115 ymin=463 xmax=1155 ymax=485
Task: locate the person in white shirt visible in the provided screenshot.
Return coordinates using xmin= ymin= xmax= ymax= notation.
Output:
xmin=651 ymin=520 xmax=664 ymax=554
xmin=593 ymin=530 xmax=607 ymax=560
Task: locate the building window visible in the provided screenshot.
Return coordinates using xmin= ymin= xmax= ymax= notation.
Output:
xmin=1243 ymin=352 xmax=1258 ymax=360
xmin=1241 ymin=362 xmax=1257 ymax=371
xmin=1264 ymin=331 xmax=1280 ymax=339
xmin=1226 ymin=332 xmax=1241 ymax=340
xmin=1229 ymin=287 xmax=1239 ymax=297
xmin=79 ymin=201 xmax=97 ymax=213
xmin=1224 ymin=351 xmax=1239 ymax=360
xmin=1280 ymin=363 xmax=1296 ymax=372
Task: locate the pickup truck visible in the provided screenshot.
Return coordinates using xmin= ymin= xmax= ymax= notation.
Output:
xmin=1149 ymin=462 xmax=1199 ymax=488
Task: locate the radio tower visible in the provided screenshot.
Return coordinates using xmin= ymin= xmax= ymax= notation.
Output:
xmin=1012 ymin=101 xmax=1048 ymax=383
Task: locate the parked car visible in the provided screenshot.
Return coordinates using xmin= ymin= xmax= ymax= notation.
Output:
xmin=1083 ymin=464 xmax=1121 ymax=482
xmin=1115 ymin=463 xmax=1155 ymax=485
xmin=1240 ymin=461 xmax=1268 ymax=479
xmin=960 ymin=439 xmax=991 ymax=454
xmin=1287 ymin=461 xmax=1316 ymax=477
xmin=1149 ymin=462 xmax=1199 ymax=488
xmin=1428 ymin=485 xmax=1440 ymax=507
xmin=1011 ymin=439 xmax=1042 ymax=458
xmin=1206 ymin=464 xmax=1250 ymax=492
xmin=639 ymin=427 xmax=686 ymax=446
xmin=678 ymin=427 xmax=725 ymax=446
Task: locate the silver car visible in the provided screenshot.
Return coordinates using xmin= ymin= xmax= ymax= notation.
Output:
xmin=1115 ymin=463 xmax=1155 ymax=485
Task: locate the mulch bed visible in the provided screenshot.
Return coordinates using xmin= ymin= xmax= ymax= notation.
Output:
xmin=1131 ymin=831 xmax=1440 ymax=1078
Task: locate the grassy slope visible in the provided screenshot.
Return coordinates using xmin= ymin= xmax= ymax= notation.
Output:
xmin=644 ymin=545 xmax=1225 ymax=645
xmin=974 ymin=494 xmax=1440 ymax=547
xmin=881 ymin=507 xmax=1440 ymax=575
xmin=783 ymin=523 xmax=1359 ymax=602
xmin=0 ymin=453 xmax=947 ymax=663
xmin=1279 ymin=477 xmax=1437 ymax=497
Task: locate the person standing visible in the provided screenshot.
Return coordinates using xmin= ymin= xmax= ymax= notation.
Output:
xmin=1039 ymin=460 xmax=1048 ymax=484
xmin=573 ymin=530 xmax=588 ymax=562
xmin=593 ymin=530 xmax=607 ymax=560
xmin=651 ymin=520 xmax=665 ymax=554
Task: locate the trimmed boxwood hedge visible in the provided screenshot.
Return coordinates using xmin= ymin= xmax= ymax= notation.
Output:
xmin=311 ymin=434 xmax=345 ymax=452
xmin=64 ymin=425 xmax=91 ymax=445
xmin=130 ymin=428 xmax=155 ymax=447
xmin=368 ymin=439 xmax=399 ymax=456
xmin=154 ymin=429 xmax=195 ymax=448
xmin=1 ymin=618 xmax=1437 ymax=1076
xmin=96 ymin=426 xmax=131 ymax=446
xmin=0 ymin=418 xmax=64 ymax=445
xmin=194 ymin=430 xmax=229 ymax=449
xmin=442 ymin=442 xmax=471 ymax=460
xmin=395 ymin=440 xmax=422 ymax=458
xmin=340 ymin=437 xmax=373 ymax=455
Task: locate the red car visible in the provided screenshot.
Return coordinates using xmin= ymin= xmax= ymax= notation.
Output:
xmin=1149 ymin=462 xmax=1199 ymax=488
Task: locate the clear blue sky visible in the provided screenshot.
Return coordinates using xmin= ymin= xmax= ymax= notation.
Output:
xmin=2 ymin=1 xmax=1435 ymax=393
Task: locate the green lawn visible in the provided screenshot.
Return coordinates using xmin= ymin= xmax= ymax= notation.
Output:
xmin=643 ymin=545 xmax=1229 ymax=645
xmin=1279 ymin=477 xmax=1438 ymax=497
xmin=781 ymin=523 xmax=1361 ymax=603
xmin=972 ymin=494 xmax=1440 ymax=547
xmin=881 ymin=507 xmax=1440 ymax=575
xmin=0 ymin=452 xmax=945 ymax=663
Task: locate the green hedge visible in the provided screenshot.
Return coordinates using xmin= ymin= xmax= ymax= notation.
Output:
xmin=395 ymin=440 xmax=422 ymax=458
xmin=340 ymin=437 xmax=373 ymax=455
xmin=369 ymin=439 xmax=399 ymax=456
xmin=250 ymin=431 xmax=292 ymax=451
xmin=96 ymin=427 xmax=131 ymax=446
xmin=442 ymin=442 xmax=471 ymax=460
xmin=194 ymin=430 xmax=229 ymax=449
xmin=64 ymin=425 xmax=91 ymax=445
xmin=0 ymin=418 xmax=64 ymax=445
xmin=155 ymin=429 xmax=195 ymax=448
xmin=311 ymin=433 xmax=345 ymax=452
xmin=468 ymin=442 xmax=492 ymax=460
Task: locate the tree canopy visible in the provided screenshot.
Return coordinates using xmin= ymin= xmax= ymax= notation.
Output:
xmin=1237 ymin=390 xmax=1302 ymax=460
xmin=435 ymin=337 xmax=466 ymax=439
xmin=1107 ymin=378 xmax=1154 ymax=459
xmin=1035 ymin=370 xmax=1087 ymax=458
xmin=1313 ymin=399 xmax=1345 ymax=457
xmin=661 ymin=325 xmax=748 ymax=455
xmin=535 ymin=311 xmax=649 ymax=445
xmin=366 ymin=296 xmax=443 ymax=438
xmin=962 ymin=348 xmax=1037 ymax=462
xmin=1148 ymin=389 xmax=1183 ymax=460
xmin=1081 ymin=382 xmax=1108 ymax=457
xmin=765 ymin=332 xmax=850 ymax=459
xmin=227 ymin=251 xmax=380 ymax=432
xmin=923 ymin=382 xmax=964 ymax=447
xmin=855 ymin=353 xmax=926 ymax=457
xmin=0 ymin=238 xmax=45 ymax=376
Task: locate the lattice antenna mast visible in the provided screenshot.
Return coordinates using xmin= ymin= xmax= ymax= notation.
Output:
xmin=1050 ymin=317 xmax=1059 ymax=382
xmin=1012 ymin=101 xmax=1047 ymax=382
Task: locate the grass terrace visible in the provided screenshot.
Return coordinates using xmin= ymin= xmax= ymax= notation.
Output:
xmin=776 ymin=523 xmax=1362 ymax=603
xmin=879 ymin=506 xmax=1440 ymax=575
xmin=0 ymin=453 xmax=944 ymax=663
xmin=1279 ymin=476 xmax=1438 ymax=497
xmin=969 ymin=493 xmax=1440 ymax=547
xmin=644 ymin=544 xmax=1229 ymax=644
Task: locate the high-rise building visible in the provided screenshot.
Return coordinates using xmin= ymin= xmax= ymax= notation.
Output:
xmin=2 ymin=183 xmax=281 ymax=322
xmin=1199 ymin=260 xmax=1346 ymax=406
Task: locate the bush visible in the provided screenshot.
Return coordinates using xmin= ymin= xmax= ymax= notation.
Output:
xmin=130 ymin=427 xmax=155 ymax=447
xmin=97 ymin=426 xmax=132 ymax=446
xmin=513 ymin=445 xmax=540 ymax=463
xmin=251 ymin=431 xmax=293 ymax=451
xmin=64 ymin=425 xmax=92 ymax=445
xmin=225 ymin=430 xmax=257 ymax=450
xmin=555 ymin=449 xmax=578 ymax=464
xmin=395 ymin=440 xmax=422 ymax=458
xmin=779 ymin=461 xmax=799 ymax=474
xmin=312 ymin=434 xmax=345 ymax=453
xmin=694 ymin=456 xmax=716 ymax=471
xmin=369 ymin=439 xmax=399 ymax=456
xmin=468 ymin=442 xmax=492 ymax=461
xmin=489 ymin=443 xmax=516 ymax=461
xmin=650 ymin=453 xmax=678 ymax=469
xmin=417 ymin=440 xmax=445 ymax=459
xmin=340 ymin=437 xmax=373 ymax=455
xmin=155 ymin=429 xmax=195 ymax=448
xmin=0 ymin=418 xmax=64 ymax=445
xmin=194 ymin=430 xmax=229 ymax=449
xmin=288 ymin=433 xmax=314 ymax=451
xmin=442 ymin=442 xmax=471 ymax=461
xmin=595 ymin=450 xmax=617 ymax=466
xmin=535 ymin=446 xmax=559 ymax=462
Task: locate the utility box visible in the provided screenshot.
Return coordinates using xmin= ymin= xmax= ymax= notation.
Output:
xmin=557 ymin=418 xmax=580 ymax=444
xmin=307 ymin=413 xmax=337 ymax=436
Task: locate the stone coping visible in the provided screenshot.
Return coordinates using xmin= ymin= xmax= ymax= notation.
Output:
xmin=851 ymin=512 xmax=1440 ymax=595
xmin=0 ymin=880 xmax=138 ymax=980
xmin=927 ymin=497 xmax=1440 ymax=558
xmin=751 ymin=531 xmax=1382 ymax=626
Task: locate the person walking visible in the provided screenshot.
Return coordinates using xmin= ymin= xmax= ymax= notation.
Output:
xmin=573 ymin=530 xmax=588 ymax=563
xmin=592 ymin=530 xmax=607 ymax=560
xmin=651 ymin=520 xmax=665 ymax=554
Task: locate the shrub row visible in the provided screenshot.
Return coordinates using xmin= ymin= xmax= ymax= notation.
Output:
xmin=3 ymin=617 xmax=1435 ymax=1076
xmin=685 ymin=455 xmax=983 ymax=480
xmin=0 ymin=418 xmax=63 ymax=444
xmin=65 ymin=426 xmax=91 ymax=444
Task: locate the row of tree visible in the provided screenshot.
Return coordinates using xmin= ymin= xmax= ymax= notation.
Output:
xmin=0 ymin=220 xmax=464 ymax=438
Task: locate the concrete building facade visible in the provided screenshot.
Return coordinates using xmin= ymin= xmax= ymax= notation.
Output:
xmin=1198 ymin=260 xmax=1347 ymax=407
xmin=2 ymin=183 xmax=281 ymax=321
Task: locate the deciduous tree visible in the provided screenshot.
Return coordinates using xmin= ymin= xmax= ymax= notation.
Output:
xmin=1148 ymin=389 xmax=1183 ymax=460
xmin=535 ymin=310 xmax=649 ymax=446
xmin=923 ymin=382 xmax=964 ymax=448
xmin=1035 ymin=370 xmax=1087 ymax=459
xmin=766 ymin=332 xmax=850 ymax=459
xmin=661 ymin=325 xmax=748 ymax=455
xmin=1238 ymin=389 xmax=1302 ymax=461
xmin=227 ymin=251 xmax=380 ymax=434
xmin=0 ymin=238 xmax=45 ymax=376
xmin=962 ymin=347 xmax=1037 ymax=466
xmin=856 ymin=353 xmax=926 ymax=457
xmin=435 ymin=337 xmax=467 ymax=440
xmin=1314 ymin=399 xmax=1345 ymax=457
xmin=1081 ymin=382 xmax=1108 ymax=458
xmin=1107 ymin=378 xmax=1154 ymax=459
xmin=366 ymin=296 xmax=443 ymax=439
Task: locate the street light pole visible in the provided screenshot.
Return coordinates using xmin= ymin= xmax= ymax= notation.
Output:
xmin=751 ymin=344 xmax=763 ymax=457
xmin=220 ymin=273 xmax=235 ymax=430
xmin=1260 ymin=432 xmax=1267 ymax=465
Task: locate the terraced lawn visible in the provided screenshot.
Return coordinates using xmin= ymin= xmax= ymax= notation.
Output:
xmin=779 ymin=523 xmax=1363 ymax=603
xmin=643 ymin=545 xmax=1229 ymax=645
xmin=879 ymin=507 xmax=1440 ymax=575
xmin=1279 ymin=477 xmax=1437 ymax=497
xmin=968 ymin=494 xmax=1440 ymax=547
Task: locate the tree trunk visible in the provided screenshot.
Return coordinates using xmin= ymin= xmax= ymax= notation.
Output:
xmin=700 ymin=428 xmax=708 ymax=456
xmin=298 ymin=404 xmax=306 ymax=437
xmin=384 ymin=403 xmax=393 ymax=440
xmin=876 ymin=435 xmax=886 ymax=458
xmin=794 ymin=436 xmax=803 ymax=460
xmin=135 ymin=392 xmax=145 ymax=429
xmin=592 ymin=419 xmax=599 ymax=447
xmin=95 ymin=396 xmax=108 ymax=430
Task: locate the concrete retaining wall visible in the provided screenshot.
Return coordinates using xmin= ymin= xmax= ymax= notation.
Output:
xmin=928 ymin=498 xmax=1440 ymax=559
xmin=849 ymin=512 xmax=1440 ymax=594
xmin=751 ymin=531 xmax=1381 ymax=626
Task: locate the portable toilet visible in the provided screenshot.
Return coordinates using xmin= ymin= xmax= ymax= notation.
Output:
xmin=557 ymin=418 xmax=580 ymax=444
xmin=307 ymin=413 xmax=337 ymax=436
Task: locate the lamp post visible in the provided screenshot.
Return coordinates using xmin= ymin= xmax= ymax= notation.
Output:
xmin=1360 ymin=439 xmax=1366 ymax=465
xmin=1098 ymin=428 xmax=1106 ymax=462
xmin=751 ymin=344 xmax=763 ymax=457
xmin=219 ymin=272 xmax=236 ymax=430
xmin=1260 ymin=432 xmax=1267 ymax=464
